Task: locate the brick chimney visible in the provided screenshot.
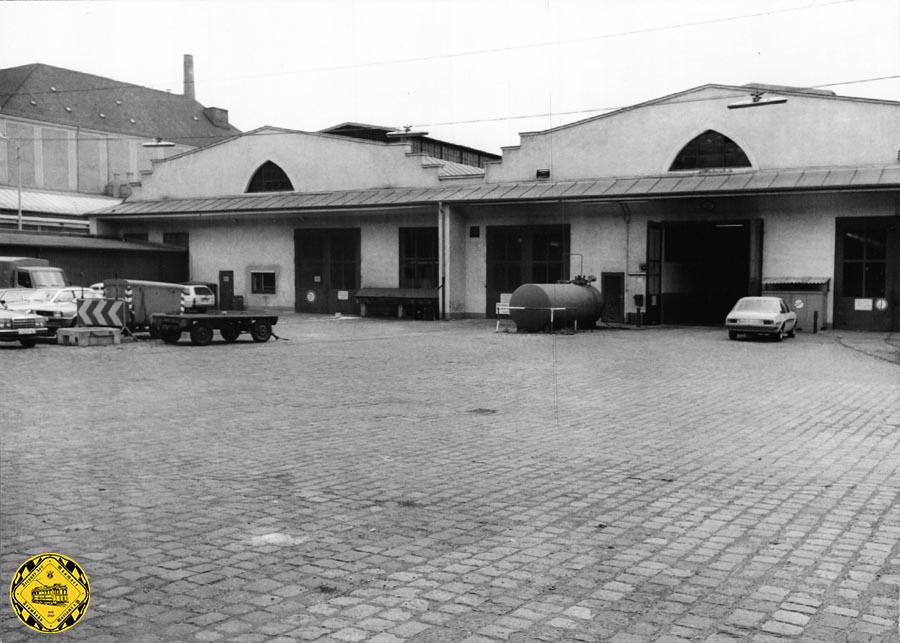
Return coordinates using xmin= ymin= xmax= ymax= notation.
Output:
xmin=183 ymin=54 xmax=195 ymax=101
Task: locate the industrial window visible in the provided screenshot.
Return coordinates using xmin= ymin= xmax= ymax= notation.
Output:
xmin=841 ymin=224 xmax=887 ymax=298
xmin=670 ymin=130 xmax=751 ymax=171
xmin=250 ymin=271 xmax=276 ymax=294
xmin=246 ymin=161 xmax=294 ymax=192
xmin=399 ymin=227 xmax=439 ymax=288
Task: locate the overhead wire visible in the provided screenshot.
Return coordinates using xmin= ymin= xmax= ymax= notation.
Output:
xmin=0 ymin=0 xmax=864 ymax=98
xmin=3 ymin=73 xmax=898 ymax=144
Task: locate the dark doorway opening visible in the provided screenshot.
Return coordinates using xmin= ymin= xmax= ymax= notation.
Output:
xmin=834 ymin=216 xmax=899 ymax=331
xmin=295 ymin=229 xmax=360 ymax=315
xmin=485 ymin=224 xmax=570 ymax=316
xmin=601 ymin=272 xmax=624 ymax=323
xmin=218 ymin=270 xmax=234 ymax=310
xmin=659 ymin=221 xmax=753 ymax=324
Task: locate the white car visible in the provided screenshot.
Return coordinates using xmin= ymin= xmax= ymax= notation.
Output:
xmin=0 ymin=307 xmax=49 ymax=347
xmin=181 ymin=284 xmax=216 ymax=312
xmin=28 ymin=286 xmax=104 ymax=333
xmin=725 ymin=296 xmax=797 ymax=341
xmin=0 ymin=288 xmax=40 ymax=312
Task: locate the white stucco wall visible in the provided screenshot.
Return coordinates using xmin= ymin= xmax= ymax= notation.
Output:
xmin=138 ymin=129 xmax=444 ymax=199
xmin=487 ymin=87 xmax=900 ymax=182
xmin=189 ymin=222 xmax=295 ymax=309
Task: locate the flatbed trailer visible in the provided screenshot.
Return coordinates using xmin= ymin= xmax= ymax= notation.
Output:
xmin=150 ymin=311 xmax=279 ymax=346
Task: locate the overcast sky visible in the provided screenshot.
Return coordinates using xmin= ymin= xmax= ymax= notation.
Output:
xmin=2 ymin=0 xmax=899 ymax=153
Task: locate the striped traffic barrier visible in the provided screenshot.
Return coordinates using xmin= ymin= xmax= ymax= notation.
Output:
xmin=124 ymin=286 xmax=134 ymax=320
xmin=77 ymin=299 xmax=128 ymax=328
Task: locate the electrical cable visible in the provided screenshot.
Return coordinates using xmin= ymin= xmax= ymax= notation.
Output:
xmin=0 ymin=0 xmax=864 ymax=97
xmin=2 ymin=74 xmax=898 ymax=144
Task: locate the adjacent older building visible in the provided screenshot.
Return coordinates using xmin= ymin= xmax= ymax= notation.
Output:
xmin=93 ymin=84 xmax=900 ymax=331
xmin=0 ymin=56 xmax=241 ymax=283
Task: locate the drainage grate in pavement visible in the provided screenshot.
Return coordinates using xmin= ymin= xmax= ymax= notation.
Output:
xmin=466 ymin=408 xmax=498 ymax=415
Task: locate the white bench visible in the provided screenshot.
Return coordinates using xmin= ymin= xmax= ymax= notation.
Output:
xmin=495 ymin=300 xmax=577 ymax=332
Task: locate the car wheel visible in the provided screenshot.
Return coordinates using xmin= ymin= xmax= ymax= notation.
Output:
xmin=189 ymin=323 xmax=214 ymax=346
xmin=250 ymin=320 xmax=272 ymax=343
xmin=728 ymin=331 xmax=738 ymax=340
xmin=160 ymin=327 xmax=181 ymax=344
xmin=774 ymin=326 xmax=784 ymax=342
xmin=19 ymin=337 xmax=37 ymax=348
xmin=220 ymin=323 xmax=241 ymax=343
xmin=787 ymin=325 xmax=796 ymax=338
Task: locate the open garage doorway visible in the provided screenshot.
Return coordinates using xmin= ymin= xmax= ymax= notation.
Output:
xmin=648 ymin=220 xmax=762 ymax=325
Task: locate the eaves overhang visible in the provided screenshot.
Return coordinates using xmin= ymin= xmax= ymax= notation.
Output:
xmin=92 ymin=164 xmax=900 ymax=220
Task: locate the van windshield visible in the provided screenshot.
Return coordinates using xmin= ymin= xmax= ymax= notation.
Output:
xmin=26 ymin=269 xmax=67 ymax=288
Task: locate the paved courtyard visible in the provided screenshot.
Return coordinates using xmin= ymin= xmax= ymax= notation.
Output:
xmin=2 ymin=317 xmax=899 ymax=642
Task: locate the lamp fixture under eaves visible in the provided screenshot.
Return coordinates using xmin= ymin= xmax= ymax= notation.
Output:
xmin=142 ymin=137 xmax=176 ymax=148
xmin=728 ymin=91 xmax=788 ymax=109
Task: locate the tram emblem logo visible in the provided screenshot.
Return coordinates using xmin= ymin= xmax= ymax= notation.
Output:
xmin=9 ymin=553 xmax=90 ymax=633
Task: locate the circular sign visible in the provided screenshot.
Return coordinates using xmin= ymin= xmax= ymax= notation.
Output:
xmin=305 ymin=290 xmax=316 ymax=303
xmin=794 ymin=299 xmax=804 ymax=309
xmin=875 ymin=298 xmax=888 ymax=311
xmin=9 ymin=553 xmax=90 ymax=633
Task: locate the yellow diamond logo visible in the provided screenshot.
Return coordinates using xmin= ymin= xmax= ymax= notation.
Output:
xmin=9 ymin=553 xmax=90 ymax=633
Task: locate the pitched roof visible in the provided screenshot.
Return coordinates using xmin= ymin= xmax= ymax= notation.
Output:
xmin=0 ymin=63 xmax=241 ymax=146
xmin=93 ymin=164 xmax=900 ymax=219
xmin=0 ymin=187 xmax=120 ymax=216
xmin=320 ymin=121 xmax=502 ymax=160
xmin=421 ymin=156 xmax=485 ymax=178
xmin=0 ymin=230 xmax=185 ymax=252
xmin=519 ymin=83 xmax=900 ymax=139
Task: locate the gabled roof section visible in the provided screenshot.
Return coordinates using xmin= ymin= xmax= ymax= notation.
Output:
xmin=526 ymin=83 xmax=900 ymax=137
xmin=0 ymin=63 xmax=241 ymax=146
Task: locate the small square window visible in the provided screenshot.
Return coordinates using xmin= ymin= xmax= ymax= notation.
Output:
xmin=469 ymin=226 xmax=480 ymax=238
xmin=251 ymin=271 xmax=276 ymax=294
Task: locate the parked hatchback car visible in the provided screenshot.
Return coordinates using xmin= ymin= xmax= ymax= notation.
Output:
xmin=181 ymin=284 xmax=216 ymax=312
xmin=28 ymin=286 xmax=104 ymax=334
xmin=725 ymin=296 xmax=797 ymax=341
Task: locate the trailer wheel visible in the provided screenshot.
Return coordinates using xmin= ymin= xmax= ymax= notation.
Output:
xmin=220 ymin=323 xmax=241 ymax=343
xmin=189 ymin=323 xmax=214 ymax=346
xmin=160 ymin=327 xmax=181 ymax=344
xmin=19 ymin=338 xmax=37 ymax=348
xmin=250 ymin=320 xmax=272 ymax=343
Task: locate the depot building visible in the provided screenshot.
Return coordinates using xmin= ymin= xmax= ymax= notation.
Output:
xmin=91 ymin=84 xmax=900 ymax=332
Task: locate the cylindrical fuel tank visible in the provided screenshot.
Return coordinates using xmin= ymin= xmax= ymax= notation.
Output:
xmin=508 ymin=283 xmax=604 ymax=332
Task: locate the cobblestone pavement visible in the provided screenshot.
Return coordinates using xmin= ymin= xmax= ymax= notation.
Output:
xmin=2 ymin=317 xmax=899 ymax=642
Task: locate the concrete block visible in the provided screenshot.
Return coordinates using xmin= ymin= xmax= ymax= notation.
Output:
xmin=57 ymin=327 xmax=122 ymax=347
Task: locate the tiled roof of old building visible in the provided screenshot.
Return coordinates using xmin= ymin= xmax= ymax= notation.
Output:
xmin=0 ymin=63 xmax=241 ymax=146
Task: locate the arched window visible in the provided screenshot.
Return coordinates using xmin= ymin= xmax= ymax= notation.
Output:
xmin=670 ymin=130 xmax=751 ymax=171
xmin=246 ymin=161 xmax=294 ymax=192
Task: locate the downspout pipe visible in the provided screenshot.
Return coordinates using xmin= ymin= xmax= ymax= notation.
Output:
xmin=437 ymin=200 xmax=445 ymax=320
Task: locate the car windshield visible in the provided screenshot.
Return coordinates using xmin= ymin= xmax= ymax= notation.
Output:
xmin=733 ymin=298 xmax=780 ymax=313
